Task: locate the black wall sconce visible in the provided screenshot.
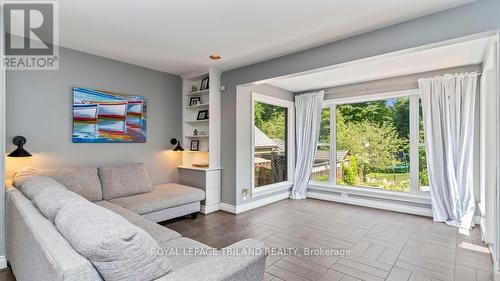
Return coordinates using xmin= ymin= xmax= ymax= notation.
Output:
xmin=170 ymin=138 xmax=184 ymax=151
xmin=7 ymin=136 xmax=32 ymax=157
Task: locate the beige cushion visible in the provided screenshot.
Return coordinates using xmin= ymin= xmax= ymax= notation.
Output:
xmin=12 ymin=167 xmax=40 ymax=187
xmin=55 ymin=199 xmax=171 ymax=281
xmin=110 ymin=183 xmax=205 ymax=215
xmin=94 ymin=200 xmax=181 ymax=244
xmin=99 ymin=163 xmax=153 ymax=200
xmin=33 ymin=188 xmax=85 ymax=222
xmin=19 ymin=176 xmax=66 ymax=200
xmin=13 ymin=167 xmax=103 ymax=202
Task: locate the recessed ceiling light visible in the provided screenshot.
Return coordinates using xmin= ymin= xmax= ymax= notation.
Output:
xmin=209 ymin=54 xmax=221 ymax=60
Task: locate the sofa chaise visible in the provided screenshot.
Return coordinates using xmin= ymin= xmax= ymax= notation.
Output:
xmin=6 ymin=163 xmax=267 ymax=281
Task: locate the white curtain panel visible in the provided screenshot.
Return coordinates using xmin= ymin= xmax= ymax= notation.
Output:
xmin=418 ymin=73 xmax=478 ymax=229
xmin=290 ymin=91 xmax=324 ymax=199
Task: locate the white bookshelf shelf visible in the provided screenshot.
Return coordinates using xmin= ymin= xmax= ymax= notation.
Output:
xmin=185 ymin=103 xmax=209 ymax=109
xmin=185 ymin=135 xmax=209 ymax=139
xmin=178 ymin=165 xmax=222 ymax=171
xmin=185 ymin=89 xmax=209 ymax=96
xmin=185 ymin=119 xmax=209 ymax=125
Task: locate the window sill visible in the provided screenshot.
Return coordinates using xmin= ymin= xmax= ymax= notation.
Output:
xmin=308 ymin=182 xmax=431 ymax=205
xmin=253 ymin=182 xmax=292 ymax=198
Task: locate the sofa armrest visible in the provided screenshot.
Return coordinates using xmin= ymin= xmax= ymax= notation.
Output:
xmin=157 ymin=239 xmax=267 ymax=281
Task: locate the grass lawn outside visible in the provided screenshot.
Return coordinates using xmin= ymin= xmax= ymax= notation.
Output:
xmin=366 ymin=172 xmax=410 ymax=183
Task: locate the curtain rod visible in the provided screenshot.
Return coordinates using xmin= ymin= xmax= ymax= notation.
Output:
xmin=321 ymin=72 xmax=484 ymax=95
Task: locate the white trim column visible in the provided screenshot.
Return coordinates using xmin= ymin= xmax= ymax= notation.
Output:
xmin=0 ymin=3 xmax=7 ymax=267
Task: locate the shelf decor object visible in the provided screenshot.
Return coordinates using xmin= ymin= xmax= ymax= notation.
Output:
xmin=190 ymin=140 xmax=199 ymax=151
xmin=189 ymin=97 xmax=201 ymax=106
xmin=200 ymin=77 xmax=209 ymax=90
xmin=197 ymin=110 xmax=209 ymax=120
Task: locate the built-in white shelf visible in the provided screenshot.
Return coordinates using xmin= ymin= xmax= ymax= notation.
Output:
xmin=185 ymin=89 xmax=209 ymax=96
xmin=180 ymin=69 xmax=221 ymax=215
xmin=185 ymin=119 xmax=209 ymax=125
xmin=178 ymin=165 xmax=222 ymax=171
xmin=185 ymin=103 xmax=209 ymax=109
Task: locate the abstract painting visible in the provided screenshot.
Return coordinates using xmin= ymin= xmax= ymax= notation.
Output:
xmin=72 ymin=87 xmax=147 ymax=143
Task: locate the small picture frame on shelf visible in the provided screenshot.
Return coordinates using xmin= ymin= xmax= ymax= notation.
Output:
xmin=197 ymin=109 xmax=209 ymax=120
xmin=189 ymin=97 xmax=201 ymax=106
xmin=190 ymin=140 xmax=199 ymax=151
xmin=200 ymin=77 xmax=209 ymax=90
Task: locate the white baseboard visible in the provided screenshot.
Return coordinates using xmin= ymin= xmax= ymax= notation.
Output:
xmin=218 ymin=192 xmax=289 ymax=214
xmin=236 ymin=192 xmax=289 ymax=214
xmin=218 ymin=202 xmax=237 ymax=214
xmin=219 ymin=188 xmax=432 ymax=217
xmin=307 ymin=191 xmax=433 ymax=217
xmin=200 ymin=204 xmax=220 ymax=214
xmin=0 ymin=256 xmax=6 ymax=269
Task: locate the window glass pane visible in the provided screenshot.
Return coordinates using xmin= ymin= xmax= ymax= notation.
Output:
xmin=254 ymin=101 xmax=288 ymax=188
xmin=419 ymin=146 xmax=430 ymax=191
xmin=311 ymin=108 xmax=330 ymax=182
xmin=336 ymin=97 xmax=410 ymax=192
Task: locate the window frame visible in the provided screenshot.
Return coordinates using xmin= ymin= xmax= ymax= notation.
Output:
xmin=251 ymin=92 xmax=295 ymax=195
xmin=314 ymin=89 xmax=427 ymax=194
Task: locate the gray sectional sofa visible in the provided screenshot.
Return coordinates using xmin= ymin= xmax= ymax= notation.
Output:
xmin=11 ymin=163 xmax=205 ymax=222
xmin=6 ymin=163 xmax=267 ymax=281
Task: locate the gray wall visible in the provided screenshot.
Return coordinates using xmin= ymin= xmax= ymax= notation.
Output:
xmin=221 ymin=0 xmax=500 ymax=205
xmin=235 ymin=83 xmax=293 ymax=205
xmin=6 ymin=47 xmax=183 ymax=185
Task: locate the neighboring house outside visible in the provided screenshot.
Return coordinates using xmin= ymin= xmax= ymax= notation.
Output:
xmin=254 ymin=127 xmax=287 ymax=186
xmin=310 ymin=144 xmax=349 ymax=182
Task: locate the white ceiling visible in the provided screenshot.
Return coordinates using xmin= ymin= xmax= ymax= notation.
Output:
xmin=267 ymin=37 xmax=490 ymax=92
xmin=39 ymin=0 xmax=475 ymax=75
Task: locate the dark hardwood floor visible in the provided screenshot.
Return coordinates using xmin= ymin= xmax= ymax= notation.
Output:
xmin=0 ymin=269 xmax=15 ymax=281
xmin=163 ymin=199 xmax=492 ymax=281
xmin=1 ymin=199 xmax=493 ymax=281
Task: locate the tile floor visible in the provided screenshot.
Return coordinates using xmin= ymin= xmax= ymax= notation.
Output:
xmin=165 ymin=199 xmax=493 ymax=281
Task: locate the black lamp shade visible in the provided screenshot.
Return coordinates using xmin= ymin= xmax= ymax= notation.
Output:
xmin=7 ymin=136 xmax=32 ymax=157
xmin=170 ymin=138 xmax=184 ymax=152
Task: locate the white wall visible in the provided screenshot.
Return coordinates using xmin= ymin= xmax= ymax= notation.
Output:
xmin=235 ymin=83 xmax=293 ymax=205
xmin=0 ymin=4 xmax=6 ymax=262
